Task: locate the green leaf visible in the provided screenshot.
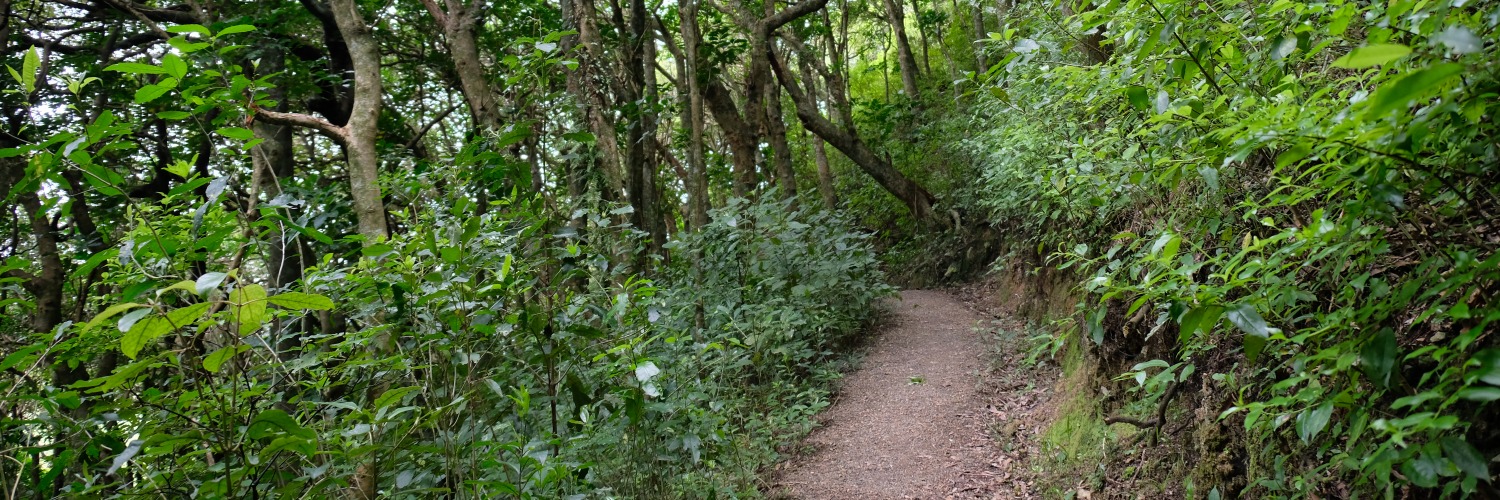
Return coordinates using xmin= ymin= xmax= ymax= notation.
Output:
xmin=6 ymin=66 xmax=21 ymax=91
xmin=78 ymin=163 xmax=125 ymax=196
xmin=262 ymin=435 xmax=316 ymax=457
xmin=1296 ymin=401 xmax=1334 ymax=444
xmin=361 ymin=243 xmax=394 ymax=257
xmin=167 ymin=37 xmax=211 ymax=53
xmin=203 ymin=344 xmax=250 ymax=373
xmin=1198 ymin=166 xmax=1219 ymax=191
xmin=1440 ymin=437 xmax=1490 ymax=482
xmin=1369 ymin=63 xmax=1464 ymax=117
xmin=1331 ymin=43 xmax=1411 ymax=68
xmin=1178 ymin=304 xmax=1224 ymax=343
xmin=1402 ymin=451 xmax=1444 ymax=488
xmin=215 ymin=127 xmax=255 ymax=141
xmin=1150 ymin=231 xmax=1177 ymax=257
xmin=247 ymin=409 xmax=315 ymax=440
xmin=375 ymin=385 xmax=420 ymax=410
xmin=1269 ymin=35 xmax=1297 ymax=60
xmin=1275 ymin=144 xmax=1311 ymax=169
xmin=134 ymin=84 xmax=171 ymax=104
xmin=21 ymin=47 xmax=38 ymax=93
xmin=1361 ymin=329 xmax=1397 ymax=389
xmin=229 ymin=284 xmax=268 ymax=335
xmin=69 ymin=248 xmax=117 ymax=281
xmin=1392 ymin=391 xmax=1442 ymax=410
xmin=166 ymin=159 xmax=193 ymax=179
xmin=121 ymin=316 xmax=173 ymax=359
xmin=158 ymin=279 xmax=198 ymax=296
xmin=116 ymin=307 xmax=151 ymax=333
xmin=84 ymin=358 xmax=160 ymax=393
xmin=1227 ymin=303 xmax=1270 ymax=363
xmin=0 ymin=344 xmax=44 ymax=372
xmin=1473 ymin=349 xmax=1500 ymax=386
xmin=194 ymin=272 xmax=227 ymax=296
xmin=161 ymin=53 xmax=187 ymax=80
xmin=106 ymin=439 xmax=143 ymax=475
xmin=165 ymin=302 xmax=209 ymax=329
xmin=288 ymin=222 xmax=334 ymax=244
xmin=156 ymin=110 xmax=192 ymax=120
xmin=1125 ymin=86 xmax=1150 ymax=110
xmin=214 ymin=25 xmax=257 ymax=37
xmin=265 ymin=292 xmax=335 ymax=311
xmin=165 ymin=24 xmax=211 ymax=36
xmin=1226 ymin=303 xmax=1269 ymax=337
xmin=88 ymin=302 xmax=143 ymax=331
xmin=1448 ymin=302 xmax=1471 ymax=320
xmin=562 ymin=131 xmax=595 ymax=144
xmin=104 ymin=62 xmax=166 ymax=75
xmin=1456 ymin=387 xmax=1500 ymax=402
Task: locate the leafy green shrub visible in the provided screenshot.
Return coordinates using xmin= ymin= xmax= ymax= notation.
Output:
xmin=1 ymin=115 xmax=892 ymax=497
xmin=963 ymin=0 xmax=1499 ymax=495
xmin=663 ymin=196 xmax=894 ymax=379
xmin=590 ymin=196 xmax=894 ymax=496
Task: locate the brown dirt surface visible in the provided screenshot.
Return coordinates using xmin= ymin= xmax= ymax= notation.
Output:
xmin=771 ymin=289 xmax=1054 ymax=499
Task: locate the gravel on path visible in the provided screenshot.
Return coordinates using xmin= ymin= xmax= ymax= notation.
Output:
xmin=774 ymin=289 xmax=1036 ymax=499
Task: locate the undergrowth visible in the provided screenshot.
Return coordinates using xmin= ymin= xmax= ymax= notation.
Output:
xmin=945 ymin=0 xmax=1500 ymax=496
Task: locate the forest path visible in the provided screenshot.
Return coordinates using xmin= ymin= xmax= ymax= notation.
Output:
xmin=774 ymin=289 xmax=1037 ymax=498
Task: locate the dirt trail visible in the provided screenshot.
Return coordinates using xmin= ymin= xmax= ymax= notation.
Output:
xmin=775 ymin=289 xmax=1040 ymax=498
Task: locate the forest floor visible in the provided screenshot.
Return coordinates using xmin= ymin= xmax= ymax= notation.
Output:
xmin=771 ymin=289 xmax=1060 ymax=499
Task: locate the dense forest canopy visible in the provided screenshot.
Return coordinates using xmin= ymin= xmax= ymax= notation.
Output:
xmin=1 ymin=0 xmax=1497 ymax=497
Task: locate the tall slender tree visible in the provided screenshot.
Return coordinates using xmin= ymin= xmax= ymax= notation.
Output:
xmin=883 ymin=0 xmax=921 ymax=99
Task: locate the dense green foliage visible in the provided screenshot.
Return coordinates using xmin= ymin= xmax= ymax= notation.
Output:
xmin=0 ymin=114 xmax=890 ymax=496
xmin=953 ymin=0 xmax=1499 ymax=495
xmin=4 ymin=0 xmax=1496 ymax=496
xmin=0 ymin=3 xmax=895 ymax=495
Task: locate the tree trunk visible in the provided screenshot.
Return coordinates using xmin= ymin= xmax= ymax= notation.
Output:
xmin=764 ymin=71 xmax=796 ymax=199
xmin=972 ymin=1 xmax=987 ymax=71
xmin=678 ymin=0 xmax=709 ymax=228
xmin=769 ymin=50 xmax=938 ymax=222
xmin=883 ymin=0 xmax=921 ymax=99
xmin=562 ymin=0 xmax=626 ymax=199
xmin=703 ymin=78 xmax=759 ymax=198
xmin=638 ymin=2 xmax=665 ymax=252
xmin=421 ymin=0 xmax=504 ymax=133
xmin=809 ymin=131 xmax=836 ymax=210
xmin=1062 ymin=0 xmax=1110 ymax=64
xmin=800 ymin=57 xmax=837 ymax=209
xmin=2 ymin=172 xmax=90 ymax=494
xmin=621 ymin=0 xmax=662 ymax=254
xmin=756 ymin=2 xmax=795 ymax=200
xmin=250 ymin=43 xmax=304 ymax=292
xmin=329 ymin=0 xmax=387 ymax=244
xmin=914 ymin=0 xmax=932 ymax=74
xmin=715 ymin=0 xmax=832 ymax=200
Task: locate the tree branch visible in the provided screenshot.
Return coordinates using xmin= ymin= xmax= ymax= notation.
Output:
xmin=417 ymin=0 xmax=448 ymax=27
xmin=406 ymin=104 xmax=457 ymax=152
xmin=1104 ymin=380 xmax=1180 ymax=447
xmin=1103 ymin=416 xmax=1157 ymax=427
xmin=763 ymin=0 xmax=829 ymax=35
xmin=253 ymin=110 xmax=348 ymax=146
xmin=91 ymin=0 xmax=202 ymax=25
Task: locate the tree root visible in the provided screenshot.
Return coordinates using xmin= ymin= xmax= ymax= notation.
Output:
xmin=1104 ymin=380 xmax=1181 ymax=447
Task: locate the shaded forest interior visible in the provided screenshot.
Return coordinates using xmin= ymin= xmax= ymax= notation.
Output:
xmin=1 ymin=0 xmax=1498 ymax=497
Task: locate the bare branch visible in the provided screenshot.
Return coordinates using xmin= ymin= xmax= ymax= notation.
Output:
xmin=763 ymin=0 xmax=829 ymax=35
xmin=253 ymin=110 xmax=348 ymax=146
xmin=417 ymin=0 xmax=448 ymax=27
